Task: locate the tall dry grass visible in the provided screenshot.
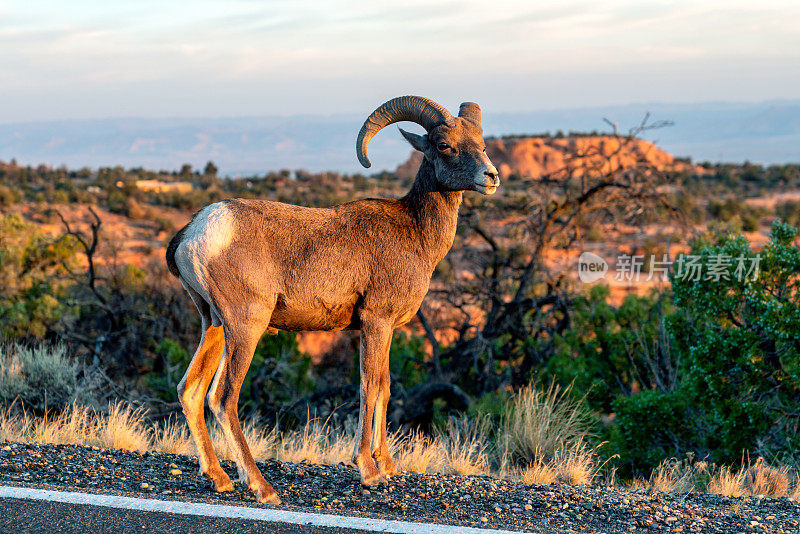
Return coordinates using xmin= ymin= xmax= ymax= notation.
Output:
xmin=631 ymin=456 xmax=798 ymax=498
xmin=0 ymin=401 xmax=150 ymax=451
xmin=3 ymin=387 xmax=798 ymax=500
xmin=435 ymin=415 xmax=491 ymax=476
xmin=502 ymin=382 xmax=594 ymax=465
xmin=501 ymin=382 xmax=602 ymax=486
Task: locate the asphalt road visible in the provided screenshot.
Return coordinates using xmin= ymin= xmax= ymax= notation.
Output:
xmin=0 ymin=486 xmax=521 ymax=534
xmin=0 ymin=496 xmax=363 ymax=534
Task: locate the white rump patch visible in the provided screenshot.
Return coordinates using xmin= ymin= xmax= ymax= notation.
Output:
xmin=174 ymin=202 xmax=235 ymax=326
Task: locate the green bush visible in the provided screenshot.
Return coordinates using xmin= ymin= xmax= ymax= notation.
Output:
xmin=389 ymin=331 xmax=428 ymax=389
xmin=0 ymin=184 xmax=21 ymax=206
xmin=610 ymin=221 xmax=800 ymax=473
xmin=0 ymin=214 xmax=79 ymax=339
xmin=0 ymin=343 xmax=77 ymax=412
xmin=548 ymin=285 xmax=674 ymax=413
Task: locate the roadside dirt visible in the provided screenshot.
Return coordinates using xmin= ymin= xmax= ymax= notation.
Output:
xmin=1 ymin=442 xmax=797 ymax=533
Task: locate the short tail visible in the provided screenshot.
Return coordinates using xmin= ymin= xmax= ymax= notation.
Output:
xmin=166 ymin=224 xmax=189 ymax=278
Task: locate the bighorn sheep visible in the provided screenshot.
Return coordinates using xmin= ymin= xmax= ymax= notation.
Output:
xmin=166 ymin=95 xmax=499 ymax=504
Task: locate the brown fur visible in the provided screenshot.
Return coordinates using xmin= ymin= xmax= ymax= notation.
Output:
xmin=167 ymin=101 xmax=498 ymax=503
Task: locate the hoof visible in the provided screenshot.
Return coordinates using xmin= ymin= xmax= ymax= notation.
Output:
xmin=376 ymin=456 xmax=398 ymax=477
xmin=252 ymin=480 xmax=281 ymax=505
xmin=214 ymin=477 xmax=235 ymax=493
xmin=355 ymin=458 xmax=382 ymax=486
xmin=257 ymin=490 xmax=282 ymax=505
xmin=204 ymin=466 xmax=234 ymax=493
xmin=380 ymin=466 xmax=399 ymax=477
xmin=360 ymin=472 xmax=386 ymax=487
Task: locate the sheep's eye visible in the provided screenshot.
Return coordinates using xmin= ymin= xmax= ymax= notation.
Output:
xmin=437 ymin=142 xmax=450 ymax=151
xmin=482 ymin=146 xmax=487 ymax=152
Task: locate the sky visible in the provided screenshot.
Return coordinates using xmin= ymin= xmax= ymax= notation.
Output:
xmin=1 ymin=1 xmax=798 ymax=123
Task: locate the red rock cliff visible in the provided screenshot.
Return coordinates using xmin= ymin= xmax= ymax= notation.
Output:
xmin=396 ymin=136 xmax=694 ymax=180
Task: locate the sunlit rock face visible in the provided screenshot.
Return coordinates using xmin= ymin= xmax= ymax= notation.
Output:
xmin=396 ymin=135 xmax=698 ymax=181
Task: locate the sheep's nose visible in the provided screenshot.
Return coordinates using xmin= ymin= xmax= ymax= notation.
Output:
xmin=484 ymin=167 xmax=499 ymax=184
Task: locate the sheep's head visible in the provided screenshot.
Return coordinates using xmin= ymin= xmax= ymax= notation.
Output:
xmin=357 ymin=96 xmax=500 ymax=195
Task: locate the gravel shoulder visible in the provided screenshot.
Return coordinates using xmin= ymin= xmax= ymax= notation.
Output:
xmin=1 ymin=441 xmax=798 ymax=533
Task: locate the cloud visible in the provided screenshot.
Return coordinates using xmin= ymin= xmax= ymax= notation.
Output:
xmin=0 ymin=0 xmax=798 ymax=121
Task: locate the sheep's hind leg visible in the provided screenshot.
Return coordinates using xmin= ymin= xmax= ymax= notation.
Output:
xmin=353 ymin=317 xmax=392 ymax=486
xmin=207 ymin=301 xmax=280 ymax=504
xmin=177 ymin=296 xmax=233 ymax=493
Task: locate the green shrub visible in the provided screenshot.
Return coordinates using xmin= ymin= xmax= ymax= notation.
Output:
xmin=0 ymin=184 xmax=21 ymax=206
xmin=610 ymin=390 xmax=696 ymax=474
xmin=0 ymin=343 xmax=78 ymax=412
xmin=0 ymin=214 xmax=79 ymax=339
xmin=548 ymin=285 xmax=674 ymax=412
xmin=389 ymin=331 xmax=428 ymax=389
xmin=610 ymin=220 xmax=800 ymax=474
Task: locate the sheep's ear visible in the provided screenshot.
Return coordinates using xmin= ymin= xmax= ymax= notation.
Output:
xmin=399 ymin=127 xmax=429 ymax=153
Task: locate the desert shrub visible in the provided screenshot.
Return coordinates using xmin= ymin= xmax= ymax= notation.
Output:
xmin=548 ymin=286 xmax=675 ymax=413
xmin=148 ymin=339 xmax=191 ymax=401
xmin=468 ymin=389 xmax=511 ymax=429
xmin=0 ymin=343 xmax=78 ymax=412
xmin=0 ymin=184 xmax=21 ymax=206
xmin=611 ymin=221 xmax=800 ymax=474
xmin=242 ymin=331 xmax=315 ymax=415
xmin=153 ymin=216 xmax=175 ymax=233
xmin=776 ymin=200 xmax=800 ymax=227
xmin=610 ymin=390 xmax=697 ymax=474
xmin=389 ymin=331 xmax=428 ymax=389
xmin=0 ymin=214 xmax=79 ymax=339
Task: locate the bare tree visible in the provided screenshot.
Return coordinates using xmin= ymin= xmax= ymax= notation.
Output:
xmin=416 ymin=118 xmax=685 ymax=400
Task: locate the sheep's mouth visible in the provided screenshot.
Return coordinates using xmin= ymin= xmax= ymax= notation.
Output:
xmin=474 ymin=179 xmax=499 ymax=195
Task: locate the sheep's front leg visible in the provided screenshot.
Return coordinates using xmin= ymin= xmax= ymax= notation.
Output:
xmin=372 ymin=354 xmax=397 ymax=477
xmin=352 ymin=317 xmax=392 ymax=486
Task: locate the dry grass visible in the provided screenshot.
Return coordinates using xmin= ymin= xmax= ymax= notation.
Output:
xmin=499 ymin=382 xmax=601 ymax=486
xmin=152 ymin=417 xmax=194 ymax=456
xmin=273 ymin=417 xmax=353 ymax=465
xmin=517 ymin=461 xmax=557 ymax=485
xmin=554 ymin=445 xmax=601 ymax=485
xmin=91 ymin=401 xmax=150 ymax=452
xmin=392 ymin=431 xmax=445 ymax=474
xmin=513 ymin=443 xmax=601 ymax=486
xmin=211 ymin=419 xmax=277 ymax=462
xmin=435 ymin=416 xmax=491 ymax=476
xmin=743 ymin=457 xmax=790 ymax=497
xmin=792 ymin=481 xmax=800 ymax=500
xmin=707 ymin=465 xmax=747 ymax=497
xmin=502 ymin=382 xmax=594 ymax=467
xmin=0 ymin=402 xmax=150 ymax=452
xmin=632 ymin=457 xmax=797 ymax=498
xmin=642 ymin=458 xmax=699 ymax=494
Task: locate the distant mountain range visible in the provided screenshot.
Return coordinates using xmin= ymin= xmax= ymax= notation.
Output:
xmin=1 ymin=100 xmax=798 ymax=176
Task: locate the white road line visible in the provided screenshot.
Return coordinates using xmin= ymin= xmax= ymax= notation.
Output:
xmin=0 ymin=485 xmax=525 ymax=534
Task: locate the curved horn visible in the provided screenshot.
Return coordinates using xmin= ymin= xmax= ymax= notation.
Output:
xmin=357 ymin=95 xmax=453 ymax=168
xmin=458 ymin=102 xmax=481 ymax=125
